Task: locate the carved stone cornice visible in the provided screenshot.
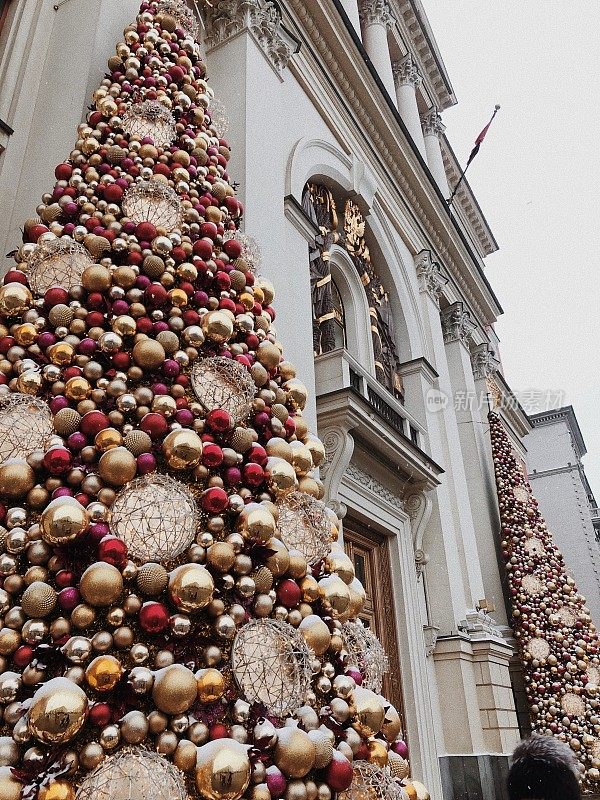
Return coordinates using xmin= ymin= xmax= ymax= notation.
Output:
xmin=358 ymin=0 xmax=394 ymax=29
xmin=204 ymin=0 xmax=299 ymax=73
xmin=470 ymin=342 xmax=500 ymax=380
xmin=392 ymin=53 xmax=421 ymax=88
xmin=345 ymin=463 xmax=404 ymax=511
xmin=440 ymin=301 xmax=475 ymax=346
xmin=415 ymin=250 xmax=448 ymax=304
xmin=421 ymin=106 xmax=445 ymax=139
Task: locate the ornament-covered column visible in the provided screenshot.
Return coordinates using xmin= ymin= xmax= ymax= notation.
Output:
xmin=392 ymin=55 xmax=426 ymax=159
xmin=489 ymin=412 xmax=600 ymax=792
xmin=421 ymin=107 xmax=449 ymax=196
xmin=358 ymin=0 xmax=397 ymax=104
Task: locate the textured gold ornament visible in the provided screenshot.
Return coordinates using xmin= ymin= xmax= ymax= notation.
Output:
xmin=231 ymin=619 xmax=312 ymax=717
xmin=527 ymin=637 xmax=550 ymax=660
xmin=562 ymin=692 xmax=586 ymax=717
xmin=0 ymin=458 xmax=35 ymax=497
xmin=40 ymin=497 xmax=90 ymax=545
xmin=110 ymin=474 xmax=197 ymax=563
xmin=28 ymin=677 xmax=88 ymax=744
xmin=388 ymin=752 xmax=410 ymax=780
xmin=276 ymin=491 xmax=331 ymax=566
xmin=274 ymin=727 xmax=316 ymax=778
xmin=152 ymin=664 xmax=199 ymax=715
xmin=21 ymin=581 xmax=57 ymax=618
xmin=79 ymin=562 xmax=123 ymax=607
xmin=26 ymin=238 xmax=93 ymax=296
xmin=137 ymin=562 xmax=169 ymax=595
xmin=132 ymin=339 xmax=166 ymax=370
xmin=191 ymin=357 xmax=255 ymax=424
xmin=168 ymin=564 xmax=214 ymax=612
xmin=512 ymin=486 xmax=530 ymax=503
xmin=123 ymin=180 xmax=182 ymax=232
xmin=0 ymin=394 xmax=53 ymax=464
xmin=75 ymin=748 xmax=187 ymax=800
xmin=195 ymin=739 xmax=251 ymax=800
xmin=123 ymin=101 xmax=177 ymax=148
xmin=98 ymin=446 xmax=137 ymax=486
xmin=521 ymin=574 xmax=544 ymax=596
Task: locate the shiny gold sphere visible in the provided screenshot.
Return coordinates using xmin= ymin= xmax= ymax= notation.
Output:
xmin=202 ymin=310 xmax=234 ymax=344
xmin=351 ymin=687 xmax=385 ymax=737
xmin=0 ymin=459 xmax=35 ymax=498
xmin=195 ymin=739 xmax=251 ymax=800
xmin=367 ymin=739 xmax=388 ymax=766
xmin=239 ymin=504 xmax=276 ymax=542
xmin=168 ymin=564 xmax=214 ymax=612
xmin=325 ymin=549 xmax=355 ymax=585
xmin=298 ymin=614 xmax=332 ymax=656
xmin=318 ymin=574 xmax=351 ymax=617
xmin=283 ymin=379 xmax=308 ymax=411
xmin=196 ymin=668 xmax=226 ymax=702
xmin=264 ymin=537 xmax=290 ymax=577
xmin=206 ymin=541 xmax=236 ymax=573
xmin=0 ymin=283 xmax=32 ymax=316
xmin=174 ymin=739 xmax=198 ymax=772
xmin=288 ymin=441 xmax=313 ymax=475
xmin=273 ymin=727 xmax=316 ymax=778
xmin=0 ymin=766 xmax=25 ymax=800
xmin=163 ymin=429 xmax=203 ymax=469
xmin=256 ymin=341 xmax=281 ymax=370
xmin=346 ymin=577 xmax=367 ymax=618
xmin=266 ymin=457 xmax=297 ymax=494
xmin=153 ymin=664 xmax=198 ymax=715
xmin=48 ymin=342 xmax=75 ymax=366
xmin=40 ymin=496 xmax=89 ymax=545
xmin=382 ymin=702 xmax=402 ymax=742
xmin=85 ymin=655 xmax=122 ymax=692
xmin=98 ymin=446 xmax=137 ymax=486
xmin=95 ymin=428 xmax=123 ymax=452
xmin=132 ymin=338 xmax=166 ymax=370
xmin=64 ymin=376 xmax=91 ymax=401
xmin=28 ymin=678 xmax=88 ymax=744
xmin=299 ymin=575 xmax=320 ymax=603
xmin=79 ymin=562 xmax=123 ymax=607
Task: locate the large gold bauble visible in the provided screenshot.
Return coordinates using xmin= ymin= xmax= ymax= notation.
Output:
xmin=367 ymin=740 xmax=388 ymax=767
xmin=195 ymin=739 xmax=251 ymax=800
xmin=38 ymin=780 xmax=76 ymax=800
xmin=274 ymin=727 xmax=316 ymax=778
xmin=351 ymin=687 xmax=385 ymax=737
xmin=238 ymin=504 xmax=276 ymax=542
xmin=168 ymin=564 xmax=214 ymax=612
xmin=76 ymin=748 xmax=187 ymax=800
xmin=298 ymin=614 xmax=331 ymax=656
xmin=325 ymin=549 xmax=355 ymax=585
xmin=98 ymin=447 xmax=137 ymax=486
xmin=206 ymin=541 xmax=236 ymax=573
xmin=264 ymin=537 xmax=290 ymax=577
xmin=255 ymin=341 xmax=280 ymax=369
xmin=266 ymin=457 xmax=297 ymax=494
xmin=28 ymin=678 xmax=88 ymax=744
xmin=21 ymin=581 xmax=57 ymax=618
xmin=381 ymin=702 xmax=402 ymax=742
xmin=0 ymin=766 xmax=23 ymax=800
xmin=387 ymin=752 xmax=410 ymax=780
xmin=79 ymin=563 xmax=123 ymax=607
xmin=346 ymin=578 xmax=367 ymax=618
xmin=40 ymin=496 xmax=89 ymax=545
xmin=196 ymin=668 xmax=226 ymax=702
xmin=283 ymin=379 xmax=308 ymax=411
xmin=85 ymin=655 xmax=122 ymax=692
xmin=0 ymin=458 xmax=35 ymax=498
xmin=152 ymin=664 xmax=198 ymax=715
xmin=318 ymin=574 xmax=351 ymax=617
xmin=0 ymin=283 xmax=32 ymax=316
xmin=202 ymin=310 xmax=234 ymax=343
xmin=132 ymin=339 xmax=166 ymax=370
xmin=162 ymin=429 xmax=203 ymax=469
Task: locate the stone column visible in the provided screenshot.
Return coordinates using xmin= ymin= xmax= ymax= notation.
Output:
xmin=392 ymin=54 xmax=426 ymax=159
xmin=358 ymin=0 xmax=397 ymax=103
xmin=421 ymin=106 xmax=449 ymax=196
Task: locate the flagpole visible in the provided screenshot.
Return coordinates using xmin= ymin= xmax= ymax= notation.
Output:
xmin=447 ymin=105 xmax=500 ymax=206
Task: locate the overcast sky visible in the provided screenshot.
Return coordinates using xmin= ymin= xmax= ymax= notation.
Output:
xmin=424 ymin=1 xmax=600 ymax=498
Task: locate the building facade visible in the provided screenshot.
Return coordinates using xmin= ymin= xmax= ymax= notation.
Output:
xmin=0 ymin=0 xmax=536 ymax=797
xmin=527 ymin=406 xmax=600 ymax=625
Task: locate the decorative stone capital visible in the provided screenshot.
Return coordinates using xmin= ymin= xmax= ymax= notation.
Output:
xmin=204 ymin=0 xmax=299 ymax=74
xmin=423 ymin=624 xmax=440 ymax=657
xmin=415 ymin=250 xmax=448 ymax=304
xmin=392 ymin=54 xmax=422 ymax=88
xmin=470 ymin=342 xmax=500 ymax=380
xmin=421 ymin=106 xmax=445 ymax=138
xmin=440 ymin=301 xmax=475 ymax=346
xmin=359 ymin=0 xmax=394 ymax=29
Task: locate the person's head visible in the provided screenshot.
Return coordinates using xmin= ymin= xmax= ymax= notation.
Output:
xmin=507 ymin=734 xmax=581 ymax=800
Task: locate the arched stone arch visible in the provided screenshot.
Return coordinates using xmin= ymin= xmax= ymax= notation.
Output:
xmin=287 ymin=137 xmax=354 ymax=200
xmin=329 ymin=245 xmax=375 ymax=372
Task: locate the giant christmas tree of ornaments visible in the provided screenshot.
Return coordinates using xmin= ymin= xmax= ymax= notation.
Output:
xmin=489 ymin=412 xmax=600 ymax=793
xmin=0 ymin=3 xmax=430 ymax=800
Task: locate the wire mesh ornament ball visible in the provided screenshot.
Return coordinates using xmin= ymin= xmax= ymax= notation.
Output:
xmin=76 ymin=747 xmax=187 ymax=800
xmin=521 ymin=574 xmax=544 ymax=596
xmin=338 ymin=761 xmax=404 ymax=800
xmin=524 ymin=537 xmax=545 ymax=556
xmin=122 ymin=101 xmax=176 ymax=148
xmin=527 ymin=637 xmax=550 ymax=660
xmin=110 ymin=474 xmax=197 ymax=563
xmin=561 ymin=692 xmax=586 ymax=717
xmin=341 ymin=621 xmax=389 ymax=694
xmin=26 ymin=238 xmax=93 ymax=296
xmin=122 ymin=180 xmax=182 ymax=232
xmin=191 ymin=357 xmax=256 ymax=425
xmin=512 ymin=486 xmax=530 ymax=503
xmin=557 ymin=606 xmax=578 ymax=626
xmin=156 ymin=0 xmax=199 ymax=39
xmin=223 ymin=231 xmax=262 ymax=275
xmin=231 ymin=619 xmax=312 ymax=717
xmin=276 ymin=491 xmax=332 ymax=566
xmin=207 ymin=98 xmax=229 ymax=138
xmin=0 ymin=393 xmax=53 ymax=464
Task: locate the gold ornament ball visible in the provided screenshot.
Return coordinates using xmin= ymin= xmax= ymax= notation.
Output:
xmin=296 ymin=476 xmax=323 ymax=500
xmin=346 ymin=577 xmax=367 ymax=619
xmin=153 ymin=664 xmax=198 ymax=715
xmin=196 ymin=668 xmax=226 ymax=703
xmin=351 ymin=687 xmax=385 ymax=737
xmin=95 ymin=428 xmax=123 ymax=452
xmin=38 ymin=780 xmax=75 ymax=800
xmin=273 ymin=727 xmax=316 ymax=778
xmin=98 ymin=447 xmax=137 ymax=486
xmin=0 ymin=283 xmax=32 ymax=316
xmin=307 ymin=729 xmax=334 ymax=769
xmin=239 ymin=504 xmax=276 ymax=542
xmin=79 ymin=562 xmax=123 ymax=607
xmin=367 ymin=740 xmax=388 ymax=766
xmin=81 ymin=264 xmax=112 ymax=292
xmin=174 ymin=739 xmax=198 ymax=773
xmin=132 ymin=339 xmax=166 ymax=370
xmin=299 ymin=575 xmax=319 ymax=603
xmin=407 ymin=782 xmax=430 ymax=800
xmin=256 ymin=341 xmax=280 ymax=370
xmin=54 ymin=408 xmax=82 ymax=436
xmin=168 ymin=564 xmax=214 ymax=612
xmin=289 ymin=442 xmax=313 ymax=475
xmin=163 ymin=429 xmax=203 ymax=469
xmin=21 ymin=581 xmax=57 ymax=618
xmin=387 ymin=752 xmax=409 ymax=780
xmin=206 ymin=542 xmax=236 ymax=573
xmin=325 ymin=550 xmax=355 ymax=585
xmin=318 ymin=574 xmax=351 ymax=617
xmin=137 ymin=563 xmax=169 ymax=596
xmin=298 ymin=615 xmax=331 ymax=656
xmin=264 ymin=537 xmax=290 ymax=577
xmin=283 ymin=380 xmax=308 ymax=411
xmin=85 ymin=655 xmax=122 ymax=692
xmin=202 ymin=310 xmax=234 ymax=344
xmin=28 ymin=677 xmax=88 ymax=744
xmin=266 ymin=457 xmax=297 ymax=494
xmin=195 ymin=738 xmax=251 ymax=800
xmin=381 ymin=702 xmax=402 ymax=742
xmin=40 ymin=496 xmax=89 ymax=545
xmin=0 ymin=459 xmax=35 ymax=498
xmin=0 ymin=766 xmax=23 ymax=800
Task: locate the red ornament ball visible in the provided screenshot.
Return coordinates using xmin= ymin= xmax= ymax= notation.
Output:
xmin=98 ymin=536 xmax=128 ymax=568
xmin=139 ymin=602 xmax=170 ymax=634
xmin=276 ymin=579 xmax=301 ymax=608
xmin=325 ymin=753 xmax=353 ymax=791
xmin=201 ymin=487 xmax=229 ymax=513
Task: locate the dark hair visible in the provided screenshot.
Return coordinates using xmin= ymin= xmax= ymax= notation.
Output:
xmin=507 ymin=735 xmax=581 ymax=800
